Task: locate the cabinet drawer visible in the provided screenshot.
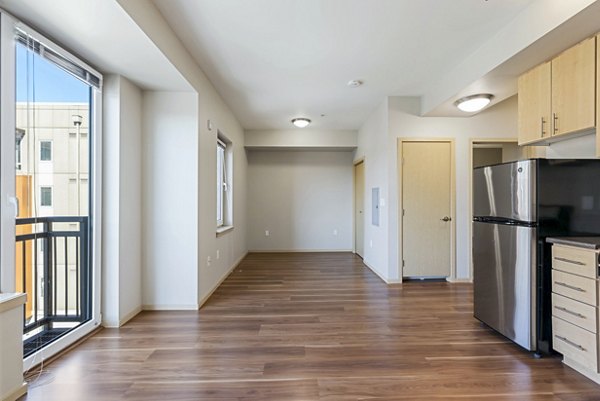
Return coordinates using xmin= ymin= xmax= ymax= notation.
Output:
xmin=552 ymin=270 xmax=596 ymax=306
xmin=552 ymin=245 xmax=598 ymax=279
xmin=553 ymin=316 xmax=598 ymax=372
xmin=552 ymin=292 xmax=597 ymax=333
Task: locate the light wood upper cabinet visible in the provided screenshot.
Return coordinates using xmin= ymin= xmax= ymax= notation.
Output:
xmin=518 ymin=62 xmax=551 ymax=145
xmin=517 ymin=36 xmax=597 ymax=146
xmin=551 ymin=36 xmax=596 ymax=137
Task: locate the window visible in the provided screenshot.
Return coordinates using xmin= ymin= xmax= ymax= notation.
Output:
xmin=40 ymin=140 xmax=52 ymax=161
xmin=216 ymin=135 xmax=232 ymax=229
xmin=40 ymin=186 xmax=52 ymax=206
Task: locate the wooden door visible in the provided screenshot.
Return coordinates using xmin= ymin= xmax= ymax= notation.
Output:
xmin=551 ymin=36 xmax=596 ymax=137
xmin=354 ymin=161 xmax=365 ymax=258
xmin=518 ymin=62 xmax=551 ymax=144
xmin=402 ymin=141 xmax=451 ymax=278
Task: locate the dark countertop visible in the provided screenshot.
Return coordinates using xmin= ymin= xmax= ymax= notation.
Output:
xmin=546 ymin=237 xmax=600 ymax=250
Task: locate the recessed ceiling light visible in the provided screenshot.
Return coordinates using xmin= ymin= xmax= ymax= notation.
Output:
xmin=291 ymin=118 xmax=311 ymax=128
xmin=347 ymin=80 xmax=363 ymax=88
xmin=454 ymin=94 xmax=494 ymax=112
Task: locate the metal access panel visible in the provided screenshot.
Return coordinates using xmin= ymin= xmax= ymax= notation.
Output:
xmin=372 ymin=187 xmax=379 ymax=226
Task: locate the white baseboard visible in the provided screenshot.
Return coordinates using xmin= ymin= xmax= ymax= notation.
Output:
xmin=446 ymin=277 xmax=473 ymax=283
xmin=142 ymin=304 xmax=200 ymax=311
xmin=248 ymin=249 xmax=353 ymax=253
xmin=119 ymin=305 xmax=142 ymax=326
xmin=2 ymin=382 xmax=27 ymax=401
xmin=362 ymin=260 xmax=396 ymax=284
xmin=198 ymin=251 xmax=248 ymax=308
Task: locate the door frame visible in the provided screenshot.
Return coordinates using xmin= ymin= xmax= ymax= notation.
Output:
xmin=353 ymin=157 xmax=365 ymax=256
xmin=397 ymin=138 xmax=456 ymax=281
xmin=468 ymin=138 xmax=521 ymax=281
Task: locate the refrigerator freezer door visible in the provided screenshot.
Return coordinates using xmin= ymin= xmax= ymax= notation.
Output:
xmin=473 ymin=221 xmax=537 ymax=351
xmin=473 ymin=160 xmax=536 ymax=222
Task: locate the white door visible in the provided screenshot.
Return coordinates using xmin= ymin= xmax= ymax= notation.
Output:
xmin=354 ymin=161 xmax=365 ymax=258
xmin=401 ymin=141 xmax=452 ymax=277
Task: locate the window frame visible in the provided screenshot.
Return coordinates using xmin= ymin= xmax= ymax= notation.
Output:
xmin=39 ymin=139 xmax=52 ymax=161
xmin=216 ymin=138 xmax=226 ymax=227
xmin=39 ymin=185 xmax=52 ymax=207
xmin=0 ymin=13 xmax=104 ymax=370
xmin=216 ymin=133 xmax=233 ymax=233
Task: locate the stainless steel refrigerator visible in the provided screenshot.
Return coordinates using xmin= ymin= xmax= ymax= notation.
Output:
xmin=473 ymin=159 xmax=600 ymax=353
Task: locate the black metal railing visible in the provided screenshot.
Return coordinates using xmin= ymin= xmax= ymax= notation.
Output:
xmin=16 ymin=216 xmax=90 ymax=356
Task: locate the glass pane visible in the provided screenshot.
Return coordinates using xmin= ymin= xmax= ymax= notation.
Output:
xmin=16 ymin=38 xmax=94 ymax=356
xmin=40 ymin=140 xmax=51 ymax=161
xmin=216 ymin=145 xmax=224 ymax=224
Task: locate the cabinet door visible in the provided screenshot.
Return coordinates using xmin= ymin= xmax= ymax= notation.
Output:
xmin=551 ymin=36 xmax=596 ymax=137
xmin=518 ymin=62 xmax=551 ymax=145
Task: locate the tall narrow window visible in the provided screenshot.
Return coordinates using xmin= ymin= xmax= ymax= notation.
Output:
xmin=40 ymin=186 xmax=52 ymax=206
xmin=12 ymin=22 xmax=102 ymax=364
xmin=216 ymin=138 xmax=226 ymax=227
xmin=40 ymin=140 xmax=52 ymax=161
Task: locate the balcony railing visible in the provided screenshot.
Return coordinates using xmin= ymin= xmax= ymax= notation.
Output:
xmin=16 ymin=216 xmax=90 ymax=357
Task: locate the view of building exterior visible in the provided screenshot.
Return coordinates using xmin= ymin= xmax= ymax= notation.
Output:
xmin=15 ymin=102 xmax=89 ymax=322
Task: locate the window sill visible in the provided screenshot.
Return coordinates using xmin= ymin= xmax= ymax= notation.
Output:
xmin=216 ymin=225 xmax=234 ymax=237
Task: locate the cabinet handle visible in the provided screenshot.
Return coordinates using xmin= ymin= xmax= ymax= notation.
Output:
xmin=553 ymin=113 xmax=559 ymax=135
xmin=554 ymin=256 xmax=586 ymax=266
xmin=556 ymin=335 xmax=586 ymax=351
xmin=554 ymin=281 xmax=586 ymax=292
xmin=541 ymin=117 xmax=546 ymax=137
xmin=555 ymin=305 xmax=586 ymax=319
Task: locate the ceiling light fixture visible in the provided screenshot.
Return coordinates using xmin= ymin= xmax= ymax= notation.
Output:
xmin=454 ymin=94 xmax=494 ymax=112
xmin=291 ymin=117 xmax=311 ymax=128
xmin=347 ymin=79 xmax=363 ymax=88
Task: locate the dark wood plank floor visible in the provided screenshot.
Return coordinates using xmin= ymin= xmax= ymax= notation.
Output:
xmin=20 ymin=252 xmax=600 ymax=400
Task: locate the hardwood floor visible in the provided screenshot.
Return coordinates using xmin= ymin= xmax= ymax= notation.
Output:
xmin=20 ymin=252 xmax=600 ymax=400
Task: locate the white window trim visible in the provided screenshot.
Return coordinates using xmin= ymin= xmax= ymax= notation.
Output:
xmin=216 ymin=135 xmax=233 ymax=233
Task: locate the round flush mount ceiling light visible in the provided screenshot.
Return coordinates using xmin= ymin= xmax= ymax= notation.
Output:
xmin=347 ymin=79 xmax=363 ymax=88
xmin=291 ymin=118 xmax=311 ymax=128
xmin=454 ymin=94 xmax=494 ymax=112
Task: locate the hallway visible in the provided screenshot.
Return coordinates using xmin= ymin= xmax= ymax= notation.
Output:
xmin=21 ymin=253 xmax=600 ymax=400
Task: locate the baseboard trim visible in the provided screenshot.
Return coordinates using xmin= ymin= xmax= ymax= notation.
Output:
xmin=446 ymin=277 xmax=473 ymax=283
xmin=142 ymin=304 xmax=200 ymax=311
xmin=2 ymin=383 xmax=27 ymax=401
xmin=199 ymin=251 xmax=248 ymax=308
xmin=248 ymin=249 xmax=353 ymax=253
xmin=119 ymin=305 xmax=142 ymax=326
xmin=362 ymin=260 xmax=398 ymax=284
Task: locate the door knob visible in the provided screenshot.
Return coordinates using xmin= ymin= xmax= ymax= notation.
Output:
xmin=441 ymin=216 xmax=451 ymax=222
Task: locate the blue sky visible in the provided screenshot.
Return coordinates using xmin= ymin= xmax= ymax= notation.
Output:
xmin=16 ymin=44 xmax=89 ymax=103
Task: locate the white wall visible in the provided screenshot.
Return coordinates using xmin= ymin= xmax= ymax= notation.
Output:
xmin=119 ymin=1 xmax=249 ymax=307
xmin=198 ymin=100 xmax=247 ymax=306
xmin=545 ymin=133 xmax=597 ymax=158
xmin=142 ymin=91 xmax=199 ymax=309
xmin=355 ymin=99 xmax=390 ymax=280
xmin=355 ymin=95 xmax=519 ymax=282
xmin=246 ymin=129 xmax=357 ymax=149
xmin=247 ymin=150 xmax=353 ymax=252
xmin=102 ymin=75 xmax=142 ymax=326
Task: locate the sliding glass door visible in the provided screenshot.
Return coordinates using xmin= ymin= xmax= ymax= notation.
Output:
xmin=0 ymin=12 xmax=102 ymax=368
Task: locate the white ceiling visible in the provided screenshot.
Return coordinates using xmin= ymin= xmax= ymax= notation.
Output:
xmin=0 ymin=0 xmax=192 ymax=92
xmin=153 ymin=0 xmax=537 ymax=130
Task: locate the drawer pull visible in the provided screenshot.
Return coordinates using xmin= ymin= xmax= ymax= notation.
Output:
xmin=554 ymin=256 xmax=586 ymax=266
xmin=555 ymin=281 xmax=586 ymax=292
xmin=555 ymin=305 xmax=586 ymax=319
xmin=556 ymin=335 xmax=586 ymax=351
